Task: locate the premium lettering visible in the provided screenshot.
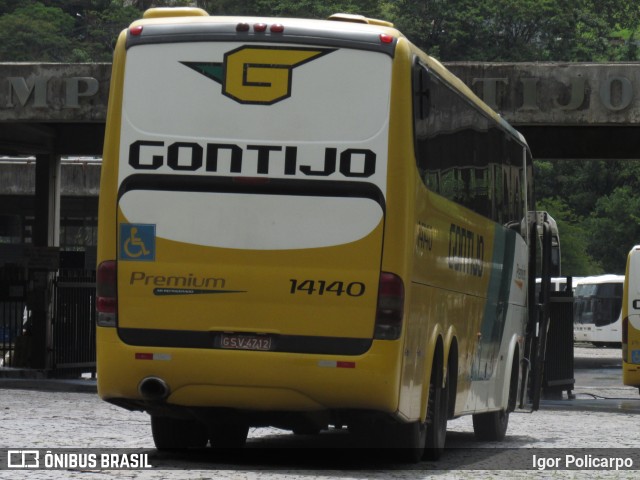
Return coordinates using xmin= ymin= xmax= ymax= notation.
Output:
xmin=130 ymin=271 xmax=225 ymax=289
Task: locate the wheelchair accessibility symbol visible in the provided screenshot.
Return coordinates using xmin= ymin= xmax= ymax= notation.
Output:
xmin=120 ymin=223 xmax=155 ymax=261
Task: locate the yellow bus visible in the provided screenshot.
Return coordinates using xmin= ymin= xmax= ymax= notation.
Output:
xmin=96 ymin=7 xmax=555 ymax=460
xmin=623 ymin=245 xmax=640 ymax=393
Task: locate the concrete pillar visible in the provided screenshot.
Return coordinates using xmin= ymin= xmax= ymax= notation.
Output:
xmin=34 ymin=154 xmax=60 ymax=248
xmin=28 ymin=154 xmax=61 ymax=370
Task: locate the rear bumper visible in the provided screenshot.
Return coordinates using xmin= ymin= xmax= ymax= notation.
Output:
xmin=97 ymin=327 xmax=402 ymax=414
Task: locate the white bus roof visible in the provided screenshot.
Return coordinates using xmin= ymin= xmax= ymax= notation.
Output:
xmin=575 ymin=274 xmax=624 ymax=285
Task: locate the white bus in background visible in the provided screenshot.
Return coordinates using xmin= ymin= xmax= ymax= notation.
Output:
xmin=573 ymin=274 xmax=624 ymax=347
xmin=535 ymin=277 xmax=582 ymax=295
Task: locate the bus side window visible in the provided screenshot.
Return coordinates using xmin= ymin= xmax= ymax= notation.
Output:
xmin=412 ymin=62 xmax=431 ymax=121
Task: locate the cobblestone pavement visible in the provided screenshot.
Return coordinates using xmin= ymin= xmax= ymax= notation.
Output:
xmin=1 ymin=347 xmax=639 ymax=479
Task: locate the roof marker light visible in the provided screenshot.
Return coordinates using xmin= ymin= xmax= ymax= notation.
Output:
xmin=236 ymin=23 xmax=250 ymax=32
xmin=270 ymin=24 xmax=284 ymax=33
xmin=129 ymin=25 xmax=143 ymax=36
xmin=254 ymin=23 xmax=267 ymax=33
xmin=379 ymin=33 xmax=393 ymax=44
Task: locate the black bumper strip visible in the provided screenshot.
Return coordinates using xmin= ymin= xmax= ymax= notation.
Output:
xmin=118 ymin=328 xmax=373 ymax=356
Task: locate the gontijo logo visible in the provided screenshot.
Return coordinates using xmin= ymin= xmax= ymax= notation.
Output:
xmin=181 ymin=46 xmax=335 ymax=105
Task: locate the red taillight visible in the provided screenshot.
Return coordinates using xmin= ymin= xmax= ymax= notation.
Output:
xmin=129 ymin=25 xmax=143 ymax=36
xmin=254 ymin=23 xmax=267 ymax=33
xmin=374 ymin=272 xmax=404 ymax=340
xmin=236 ymin=22 xmax=250 ymax=32
xmin=97 ymin=260 xmax=117 ymax=327
xmin=97 ymin=296 xmax=116 ymax=314
xmin=379 ymin=33 xmax=393 ymax=44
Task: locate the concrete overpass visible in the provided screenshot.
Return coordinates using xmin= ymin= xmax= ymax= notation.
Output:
xmin=446 ymin=62 xmax=640 ymax=160
xmin=2 ymin=62 xmax=640 ymax=159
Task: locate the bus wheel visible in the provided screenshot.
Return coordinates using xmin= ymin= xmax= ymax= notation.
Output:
xmin=150 ymin=415 xmax=208 ymax=450
xmin=472 ymin=409 xmax=509 ymax=441
xmin=385 ymin=420 xmax=426 ymax=463
xmin=424 ymin=361 xmax=448 ymax=460
xmin=209 ymin=423 xmax=249 ymax=449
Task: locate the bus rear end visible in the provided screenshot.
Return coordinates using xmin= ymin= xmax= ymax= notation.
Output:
xmin=623 ymin=246 xmax=640 ymax=392
xmin=96 ymin=10 xmax=405 ymax=441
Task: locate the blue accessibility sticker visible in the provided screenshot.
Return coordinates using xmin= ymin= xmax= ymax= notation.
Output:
xmin=119 ymin=223 xmax=155 ymax=261
xmin=632 ymin=350 xmax=640 ymax=364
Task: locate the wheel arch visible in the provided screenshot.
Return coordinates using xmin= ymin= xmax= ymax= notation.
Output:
xmin=420 ymin=330 xmax=444 ymax=421
xmin=500 ymin=334 xmax=522 ymax=411
xmin=445 ymin=335 xmax=459 ymax=419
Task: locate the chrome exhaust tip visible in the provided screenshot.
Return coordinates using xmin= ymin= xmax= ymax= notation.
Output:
xmin=138 ymin=376 xmax=170 ymax=401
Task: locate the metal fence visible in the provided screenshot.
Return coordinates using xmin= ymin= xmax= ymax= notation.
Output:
xmin=52 ymin=269 xmax=96 ymax=376
xmin=0 ymin=267 xmax=27 ymax=368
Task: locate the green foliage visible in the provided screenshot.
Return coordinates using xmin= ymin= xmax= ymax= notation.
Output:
xmin=0 ymin=1 xmax=141 ymax=62
xmin=587 ymin=186 xmax=640 ymax=273
xmin=535 ymin=196 xmax=602 ymax=276
xmin=535 ymin=159 xmax=640 ymax=275
xmin=388 ymin=0 xmax=640 ymax=61
xmin=0 ymin=1 xmax=638 ymax=61
xmin=0 ymin=2 xmax=75 ymax=61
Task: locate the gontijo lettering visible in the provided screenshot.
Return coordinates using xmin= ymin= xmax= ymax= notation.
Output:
xmin=448 ymin=223 xmax=484 ymax=277
xmin=128 ymin=141 xmax=377 ymax=178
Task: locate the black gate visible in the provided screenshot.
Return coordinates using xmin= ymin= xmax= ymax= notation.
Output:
xmin=542 ymin=287 xmax=576 ymax=399
xmin=0 ymin=266 xmax=27 ymax=368
xmin=52 ymin=269 xmax=96 ymax=376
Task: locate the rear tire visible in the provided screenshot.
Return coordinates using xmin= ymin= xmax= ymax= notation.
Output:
xmin=386 ymin=420 xmax=426 ymax=463
xmin=424 ymin=359 xmax=448 ymax=460
xmin=472 ymin=409 xmax=509 ymax=441
xmin=151 ymin=415 xmax=208 ymax=450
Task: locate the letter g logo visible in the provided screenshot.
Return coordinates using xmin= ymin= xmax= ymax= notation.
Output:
xmin=182 ymin=46 xmax=334 ymax=105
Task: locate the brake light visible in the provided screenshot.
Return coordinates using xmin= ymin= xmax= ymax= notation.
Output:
xmin=97 ymin=260 xmax=117 ymax=327
xmin=374 ymin=272 xmax=404 ymax=340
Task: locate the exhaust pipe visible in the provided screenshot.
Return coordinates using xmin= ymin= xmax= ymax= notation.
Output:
xmin=138 ymin=377 xmax=170 ymax=401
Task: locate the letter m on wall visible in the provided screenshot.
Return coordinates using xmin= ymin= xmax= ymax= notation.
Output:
xmin=6 ymin=76 xmax=50 ymax=108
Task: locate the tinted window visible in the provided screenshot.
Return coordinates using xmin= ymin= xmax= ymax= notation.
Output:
xmin=412 ymin=62 xmax=528 ymax=226
xmin=574 ymin=283 xmax=622 ymax=327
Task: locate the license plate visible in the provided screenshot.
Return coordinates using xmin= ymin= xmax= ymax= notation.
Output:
xmin=220 ymin=333 xmax=273 ymax=351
